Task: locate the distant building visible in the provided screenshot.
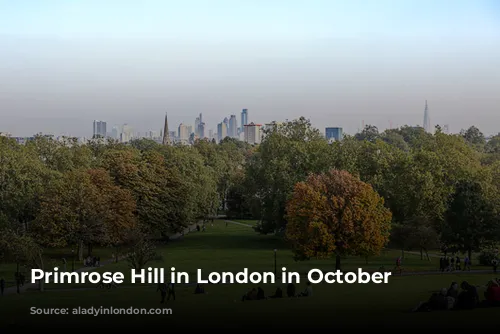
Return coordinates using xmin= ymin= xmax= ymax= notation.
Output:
xmin=228 ymin=115 xmax=238 ymax=138
xmin=325 ymin=127 xmax=343 ymax=141
xmin=423 ymin=100 xmax=431 ymax=133
xmin=195 ymin=116 xmax=201 ymax=137
xmin=121 ymin=124 xmax=133 ymax=143
xmin=240 ymin=109 xmax=248 ymax=134
xmin=198 ymin=122 xmax=205 ymax=139
xmin=93 ymin=120 xmax=107 ymax=138
xmin=244 ymin=122 xmax=262 ymax=145
xmin=12 ymin=137 xmax=34 ymax=145
xmin=178 ymin=123 xmax=190 ymax=143
xmin=218 ymin=119 xmax=228 ymax=142
xmin=111 ymin=126 xmax=119 ymax=139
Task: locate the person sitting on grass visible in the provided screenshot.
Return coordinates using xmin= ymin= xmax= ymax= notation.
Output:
xmin=447 ymin=282 xmax=459 ymax=299
xmin=456 ymin=281 xmax=479 ymax=310
xmin=299 ymin=282 xmax=313 ymax=297
xmin=194 ymin=283 xmax=205 ymax=294
xmin=242 ymin=288 xmax=257 ymax=301
xmin=412 ymin=288 xmax=448 ymax=312
xmin=446 ymin=282 xmax=459 ymax=309
xmin=256 ymin=287 xmax=265 ymax=300
xmin=269 ymin=286 xmax=283 ymax=298
xmin=482 ymin=280 xmax=500 ymax=307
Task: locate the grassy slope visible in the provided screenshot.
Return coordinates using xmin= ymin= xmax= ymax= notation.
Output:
xmin=1 ymin=220 xmax=498 ymax=328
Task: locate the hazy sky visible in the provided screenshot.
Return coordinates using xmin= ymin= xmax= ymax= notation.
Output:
xmin=1 ymin=0 xmax=500 ymax=137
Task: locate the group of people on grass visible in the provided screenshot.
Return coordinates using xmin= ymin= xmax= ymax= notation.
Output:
xmin=439 ymin=255 xmax=471 ymax=272
xmin=157 ymin=282 xmax=176 ymax=303
xmin=413 ymin=279 xmax=500 ymax=312
xmin=241 ymin=282 xmax=313 ymax=301
xmin=84 ymin=255 xmax=100 ymax=267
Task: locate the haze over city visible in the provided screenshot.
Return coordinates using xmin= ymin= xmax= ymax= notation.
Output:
xmin=1 ymin=0 xmax=500 ymax=137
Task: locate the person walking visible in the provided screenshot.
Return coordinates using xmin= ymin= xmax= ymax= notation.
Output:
xmin=157 ymin=283 xmax=167 ymax=303
xmin=167 ymin=282 xmax=176 ymax=301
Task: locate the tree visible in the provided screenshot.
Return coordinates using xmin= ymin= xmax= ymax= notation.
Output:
xmin=0 ymin=137 xmax=54 ymax=232
xmin=355 ymin=125 xmax=379 ymax=142
xmin=34 ymin=168 xmax=136 ymax=260
xmin=485 ymin=133 xmax=500 ymax=154
xmin=460 ymin=126 xmax=485 ymax=151
xmin=441 ymin=180 xmax=499 ymax=260
xmin=0 ymin=229 xmax=45 ymax=291
xmin=285 ymin=169 xmax=392 ymax=270
xmin=86 ymin=169 xmax=137 ymax=251
xmin=246 ymin=117 xmax=332 ymax=233
xmin=126 ymin=234 xmax=157 ymax=270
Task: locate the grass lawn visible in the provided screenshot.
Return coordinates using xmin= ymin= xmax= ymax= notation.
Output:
xmin=23 ymin=220 xmax=491 ymax=290
xmin=1 ymin=273 xmax=499 ymax=328
xmin=1 ymin=220 xmax=497 ymax=329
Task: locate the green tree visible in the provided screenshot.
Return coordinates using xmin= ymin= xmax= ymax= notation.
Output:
xmin=442 ymin=180 xmax=499 ymax=259
xmin=245 ymin=117 xmax=332 ymax=233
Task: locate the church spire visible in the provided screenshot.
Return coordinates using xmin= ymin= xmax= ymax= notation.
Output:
xmin=162 ymin=112 xmax=171 ymax=145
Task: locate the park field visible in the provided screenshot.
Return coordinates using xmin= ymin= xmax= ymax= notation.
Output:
xmin=38 ymin=220 xmax=487 ymax=290
xmin=1 ymin=220 xmax=498 ymax=329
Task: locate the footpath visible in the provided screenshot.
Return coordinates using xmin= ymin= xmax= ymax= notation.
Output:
xmin=2 ymin=222 xmax=200 ymax=296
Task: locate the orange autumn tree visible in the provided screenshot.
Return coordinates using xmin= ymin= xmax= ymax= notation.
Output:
xmin=285 ymin=169 xmax=392 ymax=269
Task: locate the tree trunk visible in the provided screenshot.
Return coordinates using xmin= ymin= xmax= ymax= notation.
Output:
xmin=401 ymin=248 xmax=405 ymax=259
xmin=78 ymin=240 xmax=84 ymax=261
xmin=87 ymin=243 xmax=92 ymax=257
xmin=37 ymin=253 xmax=45 ymax=292
xmin=420 ymin=247 xmax=423 ymax=260
xmin=424 ymin=248 xmax=430 ymax=261
xmin=335 ymin=253 xmax=341 ymax=271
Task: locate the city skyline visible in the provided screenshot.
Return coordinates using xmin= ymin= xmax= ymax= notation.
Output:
xmin=1 ymin=0 xmax=500 ymax=136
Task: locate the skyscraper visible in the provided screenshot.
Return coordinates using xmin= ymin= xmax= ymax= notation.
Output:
xmin=198 ymin=122 xmax=205 ymax=139
xmin=240 ymin=109 xmax=248 ymax=133
xmin=121 ymin=124 xmax=133 ymax=143
xmin=111 ymin=126 xmax=119 ymax=139
xmin=162 ymin=113 xmax=171 ymax=145
xmin=194 ymin=116 xmax=200 ymax=136
xmin=93 ymin=120 xmax=107 ymax=138
xmin=325 ymin=127 xmax=343 ymax=141
xmin=178 ymin=123 xmax=189 ymax=143
xmin=218 ymin=118 xmax=229 ymax=142
xmin=228 ymin=115 xmax=238 ymax=138
xmin=423 ymin=100 xmax=431 ymax=133
xmin=217 ymin=123 xmax=222 ymax=142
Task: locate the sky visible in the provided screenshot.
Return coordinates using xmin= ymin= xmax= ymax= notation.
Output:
xmin=1 ymin=0 xmax=500 ymax=137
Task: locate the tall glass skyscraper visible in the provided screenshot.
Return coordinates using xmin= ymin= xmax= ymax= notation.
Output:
xmin=241 ymin=109 xmax=248 ymax=131
xmin=228 ymin=115 xmax=238 ymax=138
xmin=93 ymin=120 xmax=107 ymax=138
